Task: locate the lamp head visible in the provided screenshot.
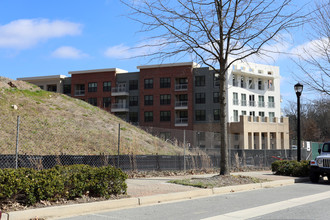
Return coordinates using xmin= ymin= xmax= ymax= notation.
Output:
xmin=294 ymin=83 xmax=303 ymax=97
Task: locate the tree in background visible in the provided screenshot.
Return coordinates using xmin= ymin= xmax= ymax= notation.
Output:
xmin=293 ymin=0 xmax=329 ymax=95
xmin=123 ymin=0 xmax=306 ymax=175
xmin=284 ymin=98 xmax=330 ymax=143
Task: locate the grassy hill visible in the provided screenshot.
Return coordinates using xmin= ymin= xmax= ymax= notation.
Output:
xmin=0 ymin=77 xmax=184 ymax=156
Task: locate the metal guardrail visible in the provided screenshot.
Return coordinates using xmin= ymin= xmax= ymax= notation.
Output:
xmin=174 ymin=84 xmax=188 ymax=91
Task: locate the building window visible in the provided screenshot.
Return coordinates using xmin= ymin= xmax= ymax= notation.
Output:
xmin=234 ymin=133 xmax=240 ymax=141
xmin=129 ymin=96 xmax=138 ymax=106
xmin=250 ymin=111 xmax=255 ymax=116
xmin=249 ymin=95 xmax=255 ymax=107
xmin=213 ymin=92 xmax=219 ymax=103
xmin=144 ymin=111 xmax=153 ymax=122
xmin=47 ymin=85 xmax=57 ymax=92
xmin=258 ymin=78 xmax=263 ymax=90
xmin=233 ymin=92 xmax=239 ymax=105
xmin=232 ymin=74 xmax=237 ymax=86
xmin=160 ymin=77 xmax=171 ymax=88
xmin=241 ymin=94 xmax=246 ymax=106
xmin=177 ymin=77 xmax=188 ymax=84
xmin=269 ymin=112 xmax=275 ymax=122
xmin=242 ymin=110 xmax=247 ymax=115
xmin=39 ymin=85 xmax=44 ymax=90
xmin=160 ymin=94 xmax=171 ymax=105
xmin=178 ymin=110 xmax=188 ymax=119
xmin=144 ymin=78 xmax=153 ymax=89
xmin=195 ymin=110 xmax=206 ymax=121
xmin=63 ymin=85 xmax=71 ymax=95
xmin=144 ymin=95 xmax=153 ymax=105
xmin=103 ymin=97 xmax=111 ymax=107
xmin=103 ymin=81 xmax=111 ymax=92
xmin=240 ymin=76 xmax=245 ymax=88
xmin=258 ymin=95 xmax=265 ymax=107
xmin=160 ymin=111 xmax=171 ymax=122
xmin=214 ymin=73 xmax=220 ymax=87
xmin=129 ymin=112 xmax=138 ymax=123
xmin=268 ymin=96 xmax=275 ymax=108
xmin=88 ymin=98 xmax=97 ymax=106
xmin=214 ymin=109 xmax=220 ymax=120
xmin=88 ymin=82 xmax=97 ymax=92
xmin=129 ymin=80 xmax=138 ymax=90
xmin=248 ymin=78 xmax=254 ymax=89
xmin=267 ymin=79 xmax=273 ymax=90
xmin=74 ymin=84 xmax=85 ymax=96
xmin=195 ymin=76 xmax=205 ymax=87
xmin=233 ymin=110 xmax=239 ymax=122
xmin=195 ymin=93 xmax=206 ymax=104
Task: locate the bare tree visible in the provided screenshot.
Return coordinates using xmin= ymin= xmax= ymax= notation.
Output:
xmin=284 ymin=98 xmax=330 ymax=142
xmin=123 ymin=0 xmax=306 ymax=175
xmin=293 ymin=0 xmax=330 ymax=95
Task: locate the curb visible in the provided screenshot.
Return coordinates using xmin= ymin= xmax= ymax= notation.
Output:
xmin=5 ymin=178 xmax=309 ymax=220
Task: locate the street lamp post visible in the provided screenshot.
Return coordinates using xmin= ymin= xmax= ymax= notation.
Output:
xmin=294 ymin=83 xmax=303 ymax=162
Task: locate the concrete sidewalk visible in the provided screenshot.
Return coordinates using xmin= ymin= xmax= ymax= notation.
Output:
xmin=4 ymin=171 xmax=308 ymax=220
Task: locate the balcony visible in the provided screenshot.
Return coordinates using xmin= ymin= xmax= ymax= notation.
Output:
xmin=111 ymin=103 xmax=129 ymax=112
xmin=111 ymin=87 xmax=129 ymax=96
xmin=175 ymin=84 xmax=188 ymax=91
xmin=175 ymin=118 xmax=188 ymax=127
xmin=268 ymin=102 xmax=275 ymax=108
xmin=74 ymin=90 xmax=85 ymax=96
xmin=258 ymin=101 xmax=265 ymax=108
xmin=249 ymin=101 xmax=256 ymax=107
xmin=233 ymin=99 xmax=239 ymax=105
xmin=241 ymin=100 xmax=247 ymax=106
xmin=175 ymin=101 xmax=188 ymax=110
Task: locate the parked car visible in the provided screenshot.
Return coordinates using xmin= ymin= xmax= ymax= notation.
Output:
xmin=309 ymin=141 xmax=330 ymax=183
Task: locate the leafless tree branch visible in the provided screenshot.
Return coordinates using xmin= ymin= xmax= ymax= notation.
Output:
xmin=122 ymin=0 xmax=307 ymax=174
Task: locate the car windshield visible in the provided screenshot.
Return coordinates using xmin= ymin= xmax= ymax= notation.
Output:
xmin=323 ymin=143 xmax=330 ymax=152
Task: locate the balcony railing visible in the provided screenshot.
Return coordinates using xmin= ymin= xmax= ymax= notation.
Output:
xmin=175 ymin=84 xmax=188 ymax=91
xmin=232 ymin=82 xmax=239 ymax=87
xmin=175 ymin=101 xmax=188 ymax=108
xmin=258 ymin=101 xmax=265 ymax=107
xmin=241 ymin=100 xmax=247 ymax=106
xmin=268 ymin=86 xmax=275 ymax=91
xmin=268 ymin=102 xmax=275 ymax=108
xmin=74 ymin=90 xmax=85 ymax=96
xmin=111 ymin=103 xmax=129 ymax=112
xmin=249 ymin=101 xmax=256 ymax=107
xmin=175 ymin=118 xmax=188 ymax=126
xmin=233 ymin=99 xmax=239 ymax=105
xmin=111 ymin=86 xmax=129 ymax=96
xmin=111 ymin=87 xmax=128 ymax=93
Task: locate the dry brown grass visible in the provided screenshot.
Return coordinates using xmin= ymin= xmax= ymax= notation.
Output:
xmin=0 ymin=77 xmax=185 ymax=156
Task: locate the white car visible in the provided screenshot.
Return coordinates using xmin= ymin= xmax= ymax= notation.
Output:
xmin=310 ymin=141 xmax=330 ymax=183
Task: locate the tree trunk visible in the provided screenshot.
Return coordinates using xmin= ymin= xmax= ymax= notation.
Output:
xmin=219 ymin=67 xmax=229 ymax=175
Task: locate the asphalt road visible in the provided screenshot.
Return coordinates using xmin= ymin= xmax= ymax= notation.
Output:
xmin=60 ymin=181 xmax=330 ymax=220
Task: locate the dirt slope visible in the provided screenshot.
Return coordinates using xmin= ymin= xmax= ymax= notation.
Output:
xmin=0 ymin=77 xmax=183 ymax=155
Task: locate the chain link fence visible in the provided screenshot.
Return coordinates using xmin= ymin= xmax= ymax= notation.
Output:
xmin=0 ymin=116 xmax=307 ymax=171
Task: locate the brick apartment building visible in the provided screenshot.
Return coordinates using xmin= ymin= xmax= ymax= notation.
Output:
xmin=18 ymin=60 xmax=289 ymax=151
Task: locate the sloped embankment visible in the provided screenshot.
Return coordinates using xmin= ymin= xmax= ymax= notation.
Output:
xmin=0 ymin=77 xmax=183 ymax=155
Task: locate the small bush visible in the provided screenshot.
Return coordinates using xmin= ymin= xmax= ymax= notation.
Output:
xmin=0 ymin=165 xmax=127 ymax=206
xmin=271 ymin=160 xmax=310 ymax=177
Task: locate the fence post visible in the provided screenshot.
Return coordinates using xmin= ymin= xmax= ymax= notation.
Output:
xmin=183 ymin=129 xmax=186 ymax=172
xmin=264 ymin=144 xmax=267 ymax=167
xmin=117 ymin=123 xmax=120 ymax=168
xmin=15 ymin=116 xmax=20 ymax=169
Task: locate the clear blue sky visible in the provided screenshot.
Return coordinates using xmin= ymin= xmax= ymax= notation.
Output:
xmin=0 ymin=0 xmax=320 ymax=108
